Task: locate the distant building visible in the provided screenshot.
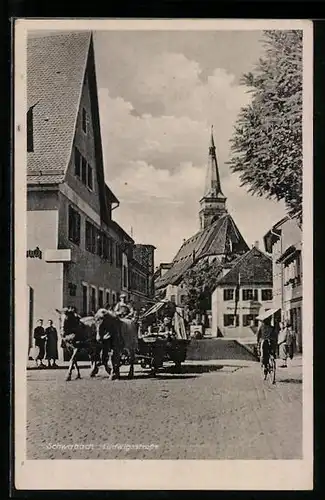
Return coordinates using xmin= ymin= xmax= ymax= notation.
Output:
xmin=263 ymin=216 xmax=302 ymax=352
xmin=26 ymin=32 xmax=154 ymax=359
xmin=211 ymin=245 xmax=273 ymax=338
xmin=129 ymin=244 xmax=156 ymax=309
xmin=155 ymin=128 xmax=249 ymax=305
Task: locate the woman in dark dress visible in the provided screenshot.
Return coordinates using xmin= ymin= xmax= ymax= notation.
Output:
xmin=33 ymin=319 xmax=47 ymax=368
xmin=45 ymin=320 xmax=59 ymax=368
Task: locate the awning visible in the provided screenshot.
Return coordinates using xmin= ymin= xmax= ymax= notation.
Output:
xmin=256 ymin=308 xmax=280 ymax=321
xmin=141 ymin=299 xmax=169 ymax=318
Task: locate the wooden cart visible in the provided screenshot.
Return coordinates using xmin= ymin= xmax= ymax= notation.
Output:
xmin=137 ymin=300 xmax=190 ymax=375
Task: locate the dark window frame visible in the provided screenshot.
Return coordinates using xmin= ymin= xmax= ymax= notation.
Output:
xmin=223 ymin=288 xmax=234 ymax=301
xmin=85 ymin=220 xmax=97 ymax=254
xmin=242 ymin=289 xmax=258 ymax=301
xmin=81 ymin=156 xmax=87 ymax=185
xmin=87 ymin=163 xmax=93 ymax=190
xmin=82 ymin=284 xmax=88 ymax=316
xmin=261 ymin=289 xmax=273 ymax=301
xmin=68 ymin=205 xmax=81 ymax=246
xmin=90 ymin=286 xmax=96 ymax=313
xmin=98 ymin=289 xmax=104 ymax=308
xmin=223 ymin=314 xmax=239 ymax=327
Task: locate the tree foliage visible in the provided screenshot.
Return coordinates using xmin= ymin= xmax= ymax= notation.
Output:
xmin=182 ymin=258 xmax=224 ymax=316
xmin=228 ymin=30 xmax=303 ymax=223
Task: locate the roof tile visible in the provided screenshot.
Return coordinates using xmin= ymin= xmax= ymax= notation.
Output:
xmin=27 ymin=32 xmax=91 ymax=184
xmin=155 ymin=213 xmax=249 ymax=288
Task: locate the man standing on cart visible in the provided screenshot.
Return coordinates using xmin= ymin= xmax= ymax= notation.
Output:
xmin=114 ymin=293 xmax=135 ymax=320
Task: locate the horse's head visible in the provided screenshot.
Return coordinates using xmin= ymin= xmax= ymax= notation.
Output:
xmin=55 ymin=308 xmax=69 ymax=336
xmin=94 ymin=308 xmax=115 ymax=342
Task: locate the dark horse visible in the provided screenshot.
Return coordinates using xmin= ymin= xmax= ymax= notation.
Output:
xmin=94 ymin=308 xmax=138 ymax=380
xmin=57 ymin=309 xmax=113 ymax=381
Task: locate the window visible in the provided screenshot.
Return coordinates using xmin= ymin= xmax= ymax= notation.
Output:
xmin=98 ymin=289 xmax=104 ymax=308
xmin=105 ymin=290 xmax=110 ymax=308
xmin=242 ymin=289 xmax=258 ymax=301
xmin=123 ymin=265 xmax=128 ymax=288
xmin=170 ymin=295 xmax=176 ymax=303
xmin=68 ymin=205 xmax=81 ymax=245
xmin=90 ymin=287 xmax=96 ymax=313
xmin=223 ymin=289 xmax=234 ymax=301
xmin=243 ymin=314 xmax=258 ymax=327
xmin=82 ymin=284 xmax=88 ymax=316
xmin=115 ymin=243 xmax=122 ymax=268
xmin=27 ymin=107 xmax=34 ymax=152
xmin=81 ymin=156 xmax=87 ymax=185
xmin=85 ymin=221 xmax=97 ymax=253
xmin=87 ymin=163 xmax=93 ymax=190
xmin=112 ymin=293 xmax=116 ymax=306
xmin=261 ymin=289 xmax=273 ymax=301
xmin=82 ymin=108 xmax=87 ymax=133
xmin=97 ymin=232 xmax=103 ymax=257
xmin=74 ymin=147 xmax=81 ymax=177
xmin=102 ymin=234 xmax=112 ymax=262
xmin=224 ymin=314 xmax=239 ymax=327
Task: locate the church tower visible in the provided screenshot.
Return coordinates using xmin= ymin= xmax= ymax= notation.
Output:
xmin=199 ymin=127 xmax=227 ymax=230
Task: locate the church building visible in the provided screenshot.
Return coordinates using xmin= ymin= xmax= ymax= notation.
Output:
xmin=155 ymin=128 xmax=249 ymax=308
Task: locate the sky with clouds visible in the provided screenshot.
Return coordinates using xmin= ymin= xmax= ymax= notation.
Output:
xmin=93 ymin=31 xmax=287 ymax=265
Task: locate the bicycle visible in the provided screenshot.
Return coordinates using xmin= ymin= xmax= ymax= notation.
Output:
xmin=259 ymin=340 xmax=276 ymax=385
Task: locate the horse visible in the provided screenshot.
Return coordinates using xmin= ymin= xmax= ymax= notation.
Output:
xmin=94 ymin=308 xmax=139 ymax=380
xmin=56 ymin=309 xmax=112 ymax=381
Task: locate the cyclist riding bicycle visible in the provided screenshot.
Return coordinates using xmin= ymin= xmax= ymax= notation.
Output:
xmin=256 ymin=317 xmax=278 ymax=366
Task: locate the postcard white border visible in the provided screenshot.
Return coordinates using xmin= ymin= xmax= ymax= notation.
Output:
xmin=14 ymin=18 xmax=313 ymax=490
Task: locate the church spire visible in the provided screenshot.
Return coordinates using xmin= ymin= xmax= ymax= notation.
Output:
xmin=199 ymin=126 xmax=227 ymax=230
xmin=203 ymin=125 xmax=225 ymax=199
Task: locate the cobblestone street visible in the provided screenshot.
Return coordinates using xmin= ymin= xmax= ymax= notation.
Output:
xmin=26 ymin=355 xmax=302 ymax=460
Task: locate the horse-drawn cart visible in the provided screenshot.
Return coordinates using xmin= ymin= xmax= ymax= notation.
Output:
xmin=136 ymin=300 xmax=190 ymax=375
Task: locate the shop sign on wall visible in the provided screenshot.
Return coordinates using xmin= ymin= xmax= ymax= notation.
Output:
xmin=26 ymin=247 xmax=42 ymax=259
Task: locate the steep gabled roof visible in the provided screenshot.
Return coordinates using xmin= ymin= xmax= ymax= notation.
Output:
xmin=27 ymin=31 xmax=114 ymax=226
xmin=155 ymin=213 xmax=249 ymax=288
xmin=216 ymin=246 xmax=272 ymax=287
xmin=27 ymin=32 xmax=92 ymax=182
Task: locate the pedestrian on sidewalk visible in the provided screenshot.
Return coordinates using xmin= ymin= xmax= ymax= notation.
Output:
xmin=45 ymin=319 xmax=59 ymax=368
xmin=285 ymin=321 xmax=297 ymax=361
xmin=278 ymin=321 xmax=288 ymax=367
xmin=278 ymin=320 xmax=296 ymax=367
xmin=33 ymin=319 xmax=46 ymax=368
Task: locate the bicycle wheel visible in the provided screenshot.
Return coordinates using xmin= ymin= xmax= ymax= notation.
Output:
xmin=267 ymin=356 xmax=276 ymax=385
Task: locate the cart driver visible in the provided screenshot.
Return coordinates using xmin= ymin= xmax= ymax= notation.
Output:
xmin=158 ymin=316 xmax=176 ymax=340
xmin=114 ymin=293 xmax=134 ymax=320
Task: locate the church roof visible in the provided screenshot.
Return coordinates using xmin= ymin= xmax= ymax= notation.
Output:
xmin=216 ymin=246 xmax=272 ymax=287
xmin=27 ymin=31 xmax=92 ymax=183
xmin=155 ymin=213 xmax=249 ymax=288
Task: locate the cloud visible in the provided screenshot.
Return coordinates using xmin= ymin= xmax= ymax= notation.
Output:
xmin=97 ymin=50 xmax=286 ymax=265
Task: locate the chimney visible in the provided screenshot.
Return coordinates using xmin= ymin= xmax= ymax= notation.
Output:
xmin=254 ymin=241 xmax=259 ymax=249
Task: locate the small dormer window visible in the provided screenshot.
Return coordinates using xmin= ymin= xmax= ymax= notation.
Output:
xmin=27 ymin=107 xmax=34 ymax=152
xmin=82 ymin=108 xmax=87 ymax=133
